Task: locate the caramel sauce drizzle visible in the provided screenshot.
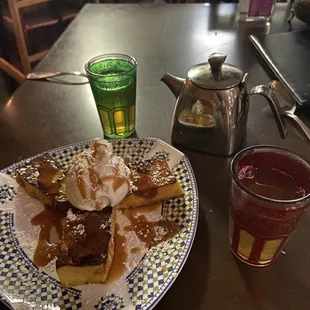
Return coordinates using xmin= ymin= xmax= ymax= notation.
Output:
xmin=105 ymin=223 xmax=127 ymax=283
xmin=74 ymin=155 xmax=88 ymax=200
xmin=35 ymin=160 xmax=64 ymax=194
xmin=123 ymin=205 xmax=180 ymax=249
xmin=113 ymin=178 xmax=128 ymax=192
xmin=134 ymin=187 xmax=158 ymax=199
xmin=86 ymin=156 xmax=98 ymax=200
xmin=130 ymin=247 xmax=140 ymax=254
xmin=31 ymin=206 xmax=66 ymax=267
xmin=76 ymin=155 xmax=91 ymax=200
xmin=37 ymin=162 xmax=60 ymax=186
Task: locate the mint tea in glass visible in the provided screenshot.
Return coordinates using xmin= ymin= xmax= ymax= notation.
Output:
xmin=85 ymin=54 xmax=136 ymax=138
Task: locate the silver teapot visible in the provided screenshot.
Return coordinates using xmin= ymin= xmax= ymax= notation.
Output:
xmin=161 ymin=53 xmax=287 ymax=156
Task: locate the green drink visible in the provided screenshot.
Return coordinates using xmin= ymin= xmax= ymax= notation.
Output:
xmin=85 ymin=54 xmax=136 ymax=138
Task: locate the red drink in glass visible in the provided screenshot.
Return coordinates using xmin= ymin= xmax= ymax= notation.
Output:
xmin=229 ymin=146 xmax=310 ymax=267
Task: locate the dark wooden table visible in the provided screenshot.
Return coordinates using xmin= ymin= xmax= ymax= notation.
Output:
xmin=1 ymin=3 xmax=310 ymax=310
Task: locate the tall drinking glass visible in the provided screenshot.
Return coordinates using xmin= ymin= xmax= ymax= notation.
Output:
xmin=229 ymin=146 xmax=310 ymax=267
xmin=85 ymin=54 xmax=137 ymax=138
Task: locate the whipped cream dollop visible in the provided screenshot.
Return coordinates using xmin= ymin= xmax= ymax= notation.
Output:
xmin=65 ymin=138 xmax=131 ymax=211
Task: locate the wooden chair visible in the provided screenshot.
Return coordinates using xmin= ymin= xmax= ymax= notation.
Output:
xmin=3 ymin=0 xmax=90 ymax=74
xmin=0 ymin=1 xmax=23 ymax=94
xmin=0 ymin=57 xmax=25 ymax=83
xmin=5 ymin=0 xmax=51 ymax=73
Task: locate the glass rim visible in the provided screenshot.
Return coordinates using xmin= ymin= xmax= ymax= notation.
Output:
xmin=84 ymin=53 xmax=137 ymax=79
xmin=231 ymin=145 xmax=310 ymax=205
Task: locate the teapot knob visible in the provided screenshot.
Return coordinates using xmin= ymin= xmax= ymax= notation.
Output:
xmin=208 ymin=53 xmax=227 ymax=71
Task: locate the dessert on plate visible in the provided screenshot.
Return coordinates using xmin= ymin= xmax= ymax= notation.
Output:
xmin=56 ymin=207 xmax=116 ymax=288
xmin=15 ymin=138 xmax=184 ymax=288
xmin=116 ymin=156 xmax=184 ymax=209
xmin=15 ymin=155 xmax=65 ymax=208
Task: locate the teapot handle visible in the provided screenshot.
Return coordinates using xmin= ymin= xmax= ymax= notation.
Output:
xmin=247 ymin=85 xmax=287 ymax=139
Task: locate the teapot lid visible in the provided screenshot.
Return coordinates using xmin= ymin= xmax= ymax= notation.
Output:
xmin=187 ymin=53 xmax=244 ymax=90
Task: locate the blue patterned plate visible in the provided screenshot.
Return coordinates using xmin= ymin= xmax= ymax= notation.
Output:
xmin=0 ymin=138 xmax=198 ymax=310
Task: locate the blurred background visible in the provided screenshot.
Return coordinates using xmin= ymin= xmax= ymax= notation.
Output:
xmin=0 ymin=0 xmax=292 ymax=104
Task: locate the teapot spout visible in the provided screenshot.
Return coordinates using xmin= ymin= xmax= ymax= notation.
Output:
xmin=161 ymin=73 xmax=185 ymax=98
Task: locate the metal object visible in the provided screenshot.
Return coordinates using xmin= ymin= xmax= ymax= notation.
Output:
xmin=288 ymin=0 xmax=310 ymax=25
xmin=270 ymin=80 xmax=310 ymax=142
xmin=161 ymin=53 xmax=287 ymax=156
xmin=26 ymin=71 xmax=89 ymax=85
xmin=187 ymin=53 xmax=243 ymax=90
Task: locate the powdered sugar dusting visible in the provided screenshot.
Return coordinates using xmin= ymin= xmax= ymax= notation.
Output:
xmin=129 ymin=180 xmax=137 ymax=193
xmin=100 ymin=217 xmax=111 ymax=230
xmin=110 ymin=156 xmax=121 ymax=169
xmin=67 ymin=208 xmax=77 ymax=221
xmin=74 ymin=223 xmax=85 ymax=235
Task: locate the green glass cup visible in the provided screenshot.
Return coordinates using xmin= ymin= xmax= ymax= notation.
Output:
xmin=85 ymin=54 xmax=137 ymax=138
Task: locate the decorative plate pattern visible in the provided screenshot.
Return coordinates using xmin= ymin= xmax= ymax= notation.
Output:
xmin=0 ymin=138 xmax=199 ymax=310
